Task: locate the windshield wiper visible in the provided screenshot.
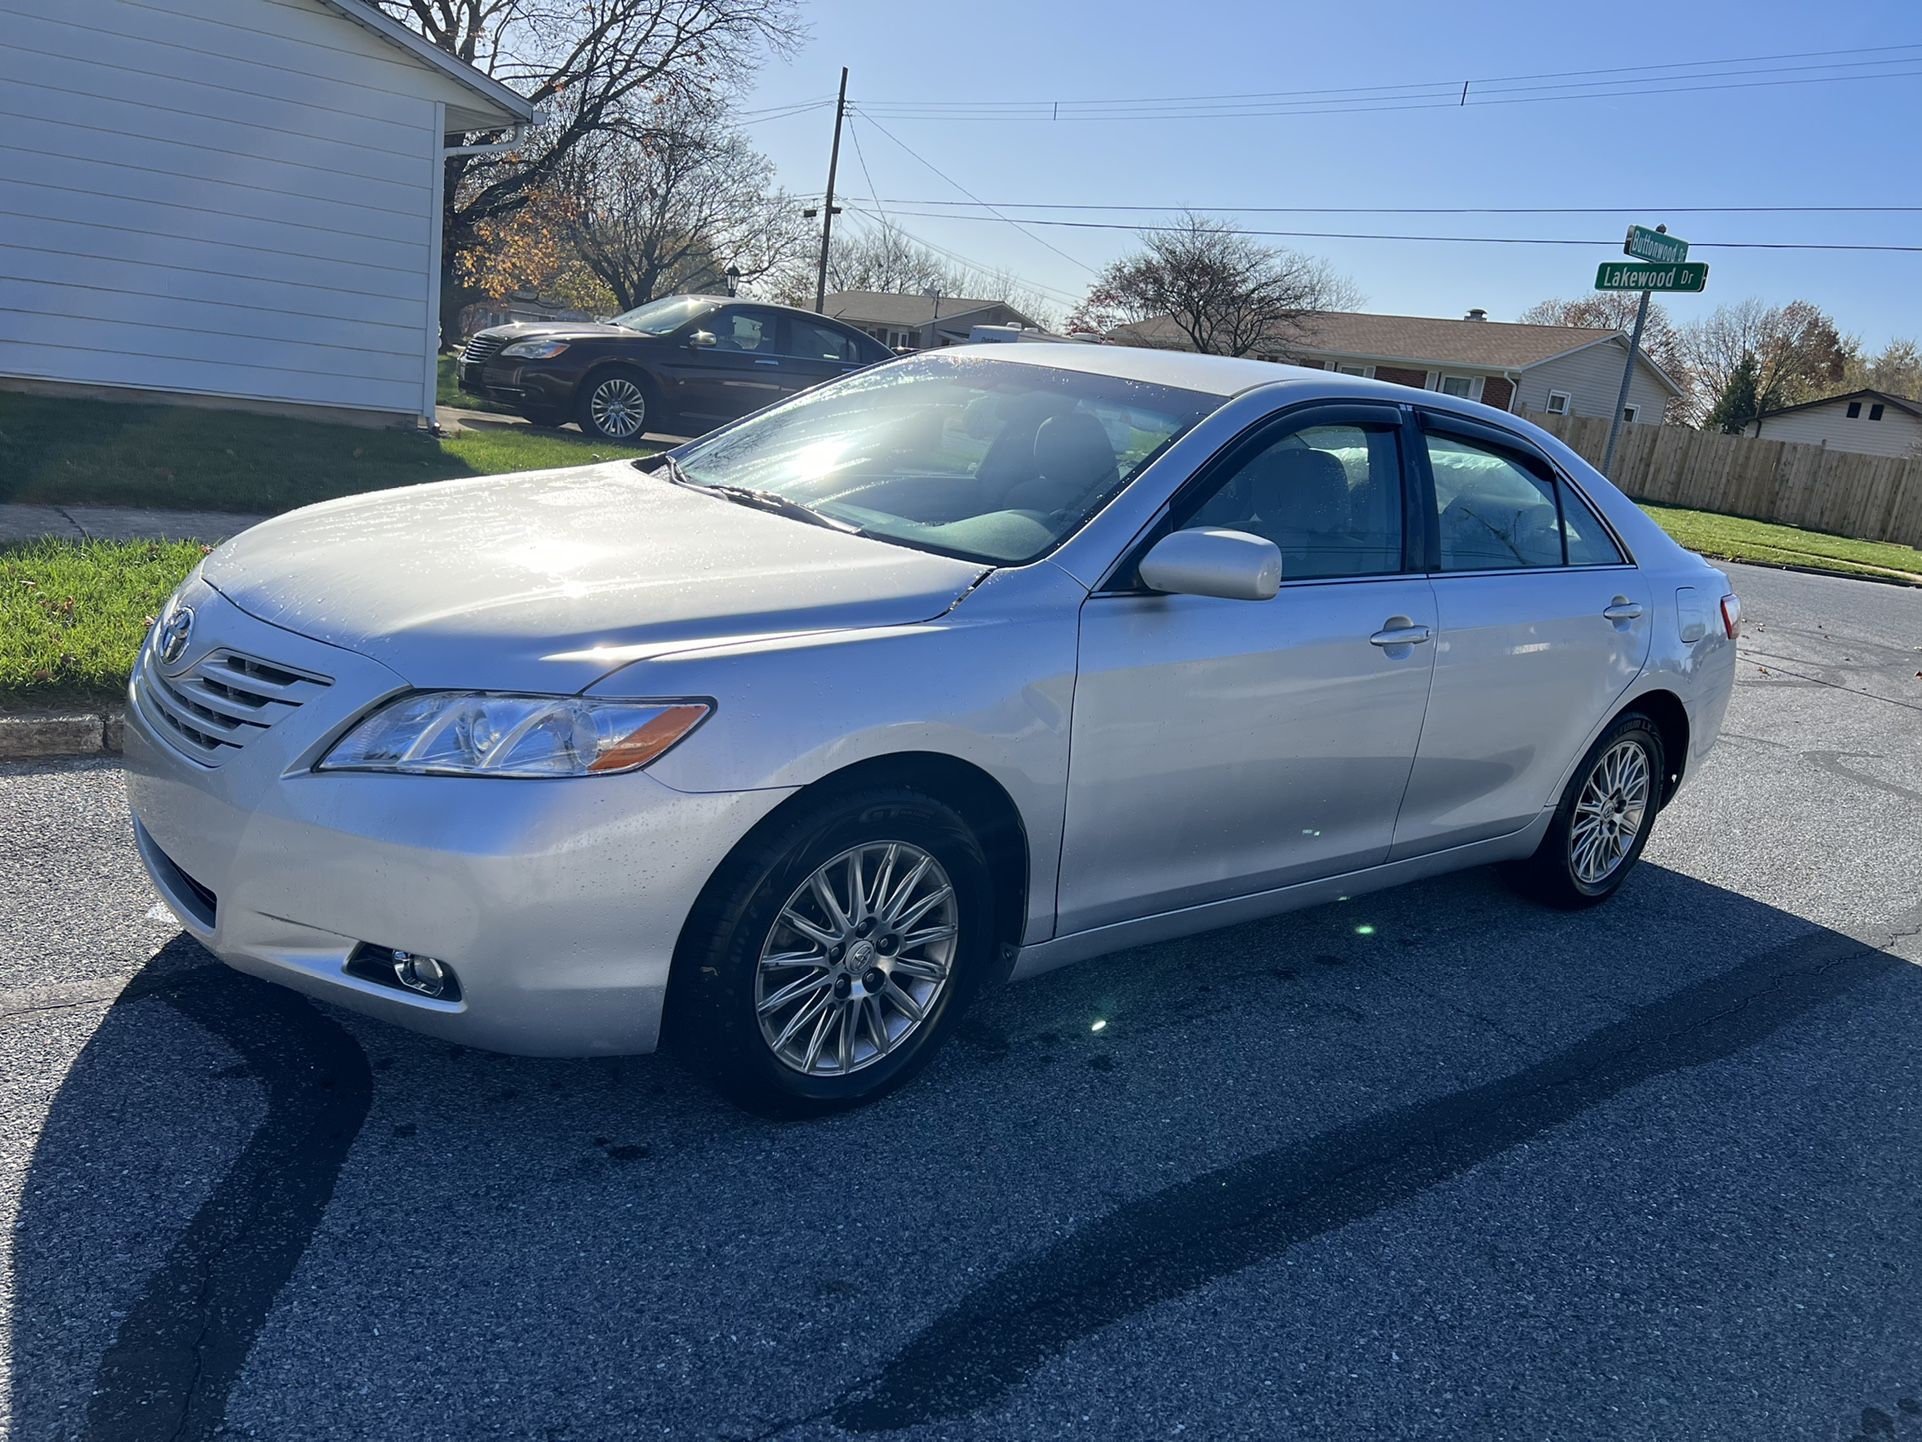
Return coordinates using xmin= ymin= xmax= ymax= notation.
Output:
xmin=700 ymin=482 xmax=861 ymax=533
xmin=645 ymin=452 xmax=858 ymax=533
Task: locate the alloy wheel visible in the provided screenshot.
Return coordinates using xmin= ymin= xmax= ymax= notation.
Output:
xmin=754 ymin=841 xmax=959 ymax=1077
xmin=589 ymin=378 xmax=647 ymax=439
xmin=1569 ymin=738 xmax=1651 ymax=886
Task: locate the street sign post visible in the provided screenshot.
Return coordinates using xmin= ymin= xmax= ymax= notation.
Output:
xmin=1596 ymin=226 xmax=1706 ymax=477
xmin=1595 ymin=261 xmax=1710 ymax=293
xmin=1624 ymin=224 xmax=1689 ymax=264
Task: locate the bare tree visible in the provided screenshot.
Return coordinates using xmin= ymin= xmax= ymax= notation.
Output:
xmin=374 ymin=0 xmax=802 ymax=342
xmin=771 ymin=217 xmax=1060 ymax=329
xmin=556 ymin=101 xmax=811 ymax=310
xmin=1073 ymin=214 xmax=1361 ymax=357
xmin=1518 ymin=294 xmax=1690 ymax=420
xmin=1677 ymin=298 xmax=1847 ymax=427
xmin=1834 ymin=335 xmax=1922 ymax=400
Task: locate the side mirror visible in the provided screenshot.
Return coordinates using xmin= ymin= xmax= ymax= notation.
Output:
xmin=688 ymin=330 xmax=718 ymax=349
xmin=1137 ymin=528 xmax=1281 ymax=601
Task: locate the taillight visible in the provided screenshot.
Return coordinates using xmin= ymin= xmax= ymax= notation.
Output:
xmin=1720 ymin=593 xmax=1741 ymax=639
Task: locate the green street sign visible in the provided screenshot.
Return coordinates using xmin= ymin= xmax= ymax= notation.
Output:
xmin=1625 ymin=224 xmax=1689 ymax=264
xmin=1595 ymin=260 xmax=1709 ymax=293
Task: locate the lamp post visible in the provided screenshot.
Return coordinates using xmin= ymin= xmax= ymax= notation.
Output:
xmin=724 ymin=265 xmax=741 ymax=298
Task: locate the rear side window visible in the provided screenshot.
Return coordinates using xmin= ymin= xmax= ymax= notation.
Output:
xmin=1426 ymin=431 xmax=1623 ymax=569
xmin=787 ymin=317 xmax=862 ymax=363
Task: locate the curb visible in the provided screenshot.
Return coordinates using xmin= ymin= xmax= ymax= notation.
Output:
xmin=0 ymin=707 xmax=124 ymax=761
xmin=1701 ymin=553 xmax=1922 ymax=590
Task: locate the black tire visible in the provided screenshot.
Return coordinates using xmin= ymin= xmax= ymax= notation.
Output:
xmin=1506 ymin=712 xmax=1666 ymax=909
xmin=668 ymin=786 xmax=996 ymax=1117
xmin=575 ymin=366 xmax=661 ymax=442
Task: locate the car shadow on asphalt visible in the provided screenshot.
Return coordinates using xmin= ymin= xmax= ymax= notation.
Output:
xmin=10 ymin=864 xmax=1921 ymax=1441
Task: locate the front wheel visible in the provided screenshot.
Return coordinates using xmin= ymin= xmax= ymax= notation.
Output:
xmin=576 ymin=367 xmax=656 ymax=441
xmin=670 ymin=787 xmax=995 ymax=1116
xmin=1506 ymin=713 xmax=1665 ymax=909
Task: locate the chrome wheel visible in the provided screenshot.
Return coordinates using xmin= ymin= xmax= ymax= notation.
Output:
xmin=1569 ymin=738 xmax=1651 ymax=886
xmin=755 ymin=841 xmax=958 ymax=1077
xmin=588 ymin=377 xmax=646 ymax=439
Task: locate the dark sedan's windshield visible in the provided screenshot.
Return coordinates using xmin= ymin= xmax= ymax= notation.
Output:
xmin=612 ymin=296 xmax=714 ymax=335
xmin=663 ymin=354 xmax=1216 ymax=564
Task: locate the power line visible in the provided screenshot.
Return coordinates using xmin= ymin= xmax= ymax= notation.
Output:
xmin=839 ymin=206 xmax=1086 ymax=305
xmin=865 ymin=208 xmax=1922 ymax=253
xmin=856 ymin=64 xmax=1922 ymax=122
xmin=853 ymin=42 xmax=1922 ymax=115
xmin=840 ymin=199 xmax=1922 ymax=217
xmin=847 ymin=110 xmax=1100 ymax=275
xmin=734 ymin=98 xmax=835 ymax=126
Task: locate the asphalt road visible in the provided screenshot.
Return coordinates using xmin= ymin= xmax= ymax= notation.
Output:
xmin=4 ymin=562 xmax=1920 ymax=1441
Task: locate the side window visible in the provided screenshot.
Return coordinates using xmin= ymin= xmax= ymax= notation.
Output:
xmin=1427 ymin=433 xmax=1563 ymax=570
xmin=715 ymin=308 xmax=777 ymax=352
xmin=1178 ymin=422 xmax=1404 ymax=580
xmin=786 ymin=317 xmax=860 ymax=363
xmin=1426 ymin=430 xmax=1626 ymax=569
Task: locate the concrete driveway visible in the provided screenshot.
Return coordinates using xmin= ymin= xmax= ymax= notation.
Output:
xmin=3 ymin=563 xmax=1920 ymax=1441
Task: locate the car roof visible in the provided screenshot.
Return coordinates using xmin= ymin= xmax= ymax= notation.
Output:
xmin=930 ymin=342 xmax=1320 ymax=398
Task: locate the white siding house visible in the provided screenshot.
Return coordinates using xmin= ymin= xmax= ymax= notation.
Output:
xmin=1514 ymin=337 xmax=1675 ymax=427
xmin=1749 ymin=390 xmax=1922 ymax=459
xmin=0 ymin=0 xmax=531 ymax=425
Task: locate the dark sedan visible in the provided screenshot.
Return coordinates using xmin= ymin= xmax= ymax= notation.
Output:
xmin=457 ymin=294 xmax=894 ymax=440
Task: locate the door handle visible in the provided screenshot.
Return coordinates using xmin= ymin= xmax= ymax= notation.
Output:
xmin=754 ymin=357 xmax=782 ymax=367
xmin=1603 ymin=600 xmax=1644 ymax=622
xmin=1369 ymin=623 xmax=1433 ymax=647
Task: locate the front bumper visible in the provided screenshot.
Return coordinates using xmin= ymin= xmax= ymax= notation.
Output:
xmin=459 ymin=359 xmax=573 ymax=412
xmin=124 ymin=580 xmax=788 ymax=1056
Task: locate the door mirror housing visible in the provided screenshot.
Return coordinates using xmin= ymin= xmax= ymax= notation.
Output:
xmin=687 ymin=330 xmax=718 ymax=349
xmin=1137 ymin=529 xmax=1281 ymax=601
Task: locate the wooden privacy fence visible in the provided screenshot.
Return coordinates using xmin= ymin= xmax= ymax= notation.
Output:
xmin=1523 ymin=410 xmax=1922 ymax=548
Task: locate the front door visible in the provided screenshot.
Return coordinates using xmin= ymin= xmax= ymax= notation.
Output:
xmin=1390 ymin=415 xmax=1652 ymax=858
xmin=1057 ymin=407 xmax=1438 ymax=935
xmin=670 ymin=306 xmax=791 ymax=422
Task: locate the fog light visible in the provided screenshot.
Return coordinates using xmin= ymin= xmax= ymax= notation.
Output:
xmin=392 ymin=949 xmax=449 ymax=998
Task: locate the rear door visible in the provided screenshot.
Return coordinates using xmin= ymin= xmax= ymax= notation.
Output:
xmin=1390 ymin=412 xmax=1652 ymax=858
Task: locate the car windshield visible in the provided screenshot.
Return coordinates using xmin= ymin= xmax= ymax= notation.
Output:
xmin=664 ymin=354 xmax=1217 ymax=564
xmin=612 ymin=295 xmax=713 ymax=335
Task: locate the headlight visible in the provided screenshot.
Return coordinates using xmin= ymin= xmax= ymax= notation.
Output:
xmin=318 ymin=693 xmax=709 ymax=778
xmin=499 ymin=339 xmax=569 ymax=360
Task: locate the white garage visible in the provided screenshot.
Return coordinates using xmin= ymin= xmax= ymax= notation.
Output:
xmin=0 ymin=0 xmax=532 ymax=426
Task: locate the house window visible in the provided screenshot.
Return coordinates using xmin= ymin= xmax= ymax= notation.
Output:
xmin=1545 ymin=390 xmax=1572 ymax=415
xmin=1434 ymin=374 xmax=1477 ymax=399
xmin=1621 ymin=404 xmax=1639 ymax=424
xmin=1846 ymin=401 xmax=1863 ymax=418
xmin=1870 ymin=403 xmax=1886 ymax=420
xmin=1336 ymin=363 xmax=1373 ymax=377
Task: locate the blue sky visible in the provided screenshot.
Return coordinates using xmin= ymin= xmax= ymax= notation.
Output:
xmin=737 ymin=1 xmax=1921 ymax=344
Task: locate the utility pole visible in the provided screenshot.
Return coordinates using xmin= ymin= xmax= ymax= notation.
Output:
xmin=812 ymin=67 xmax=848 ymax=314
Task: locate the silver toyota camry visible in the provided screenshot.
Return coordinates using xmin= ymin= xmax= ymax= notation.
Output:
xmin=126 ymin=346 xmax=1739 ymax=1113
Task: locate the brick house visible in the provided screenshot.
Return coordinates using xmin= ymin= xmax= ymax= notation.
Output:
xmin=1109 ymin=307 xmax=1683 ymax=424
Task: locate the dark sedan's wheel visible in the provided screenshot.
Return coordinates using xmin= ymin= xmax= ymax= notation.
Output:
xmin=670 ymin=786 xmax=994 ymax=1117
xmin=577 ymin=367 xmax=656 ymax=441
xmin=1507 ymin=712 xmax=1665 ymax=909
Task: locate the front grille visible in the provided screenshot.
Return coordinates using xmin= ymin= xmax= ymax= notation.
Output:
xmin=136 ymin=646 xmax=331 ymax=766
xmin=461 ymin=333 xmax=508 ymax=366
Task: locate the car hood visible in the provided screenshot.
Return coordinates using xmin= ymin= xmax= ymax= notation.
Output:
xmin=203 ymin=463 xmax=989 ymax=691
xmin=475 ymin=320 xmax=638 ymax=344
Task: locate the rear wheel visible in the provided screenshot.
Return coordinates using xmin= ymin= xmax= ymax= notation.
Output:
xmin=670 ymin=787 xmax=994 ymax=1116
xmin=1507 ymin=712 xmax=1664 ymax=909
xmin=576 ymin=367 xmax=657 ymax=441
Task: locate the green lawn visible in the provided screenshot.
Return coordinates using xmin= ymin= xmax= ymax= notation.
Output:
xmin=1642 ymin=504 xmax=1922 ymax=584
xmin=1 ymin=538 xmax=206 ymax=713
xmin=0 ymin=390 xmax=649 ymax=514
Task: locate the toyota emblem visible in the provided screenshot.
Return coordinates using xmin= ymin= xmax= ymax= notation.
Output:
xmin=157 ymin=606 xmax=194 ymax=666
